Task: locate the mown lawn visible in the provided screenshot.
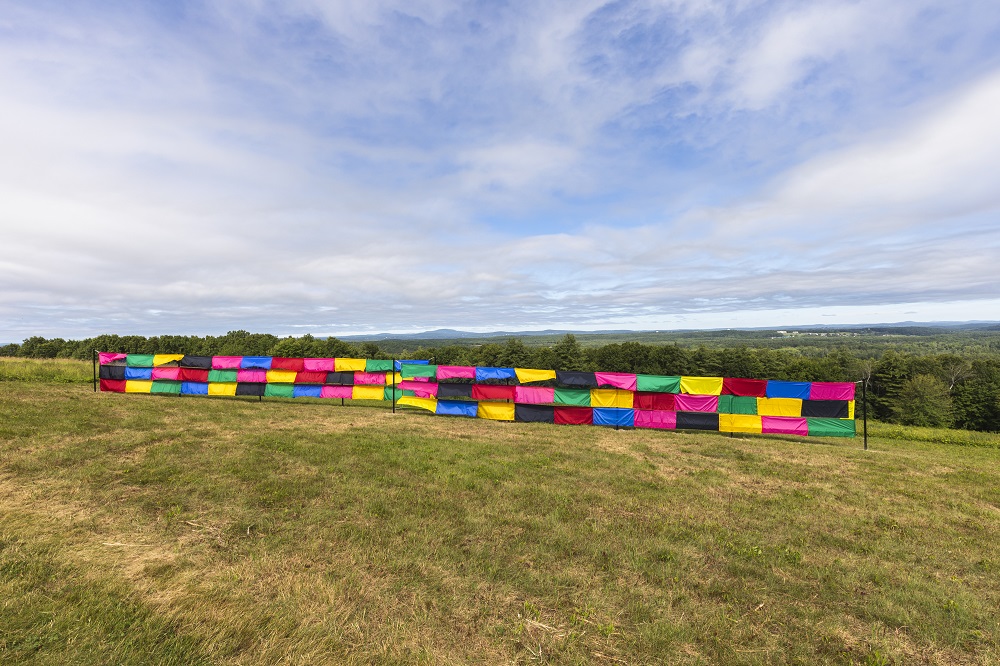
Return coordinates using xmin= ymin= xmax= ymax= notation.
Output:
xmin=0 ymin=380 xmax=998 ymax=665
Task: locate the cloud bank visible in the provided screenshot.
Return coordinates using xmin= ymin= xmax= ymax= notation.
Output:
xmin=1 ymin=0 xmax=999 ymax=339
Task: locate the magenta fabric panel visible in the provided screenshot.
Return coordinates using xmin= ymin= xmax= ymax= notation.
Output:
xmin=237 ymin=369 xmax=267 ymax=383
xmin=400 ymin=381 xmax=439 ymax=397
xmin=673 ymin=394 xmax=719 ymax=412
xmin=762 ymin=416 xmax=808 ymax=436
xmin=809 ymin=382 xmax=855 ymax=401
xmin=354 ymin=372 xmax=386 ymax=386
xmin=99 ymin=352 xmax=127 ymax=364
xmin=515 ymin=386 xmax=555 ymax=404
xmin=436 ymin=365 xmax=476 ymax=380
xmin=321 ymin=385 xmax=353 ymax=399
xmin=594 ymin=372 xmax=637 ymax=391
xmin=410 ymin=376 xmax=430 ymax=383
xmin=634 ymin=410 xmax=677 ymax=429
xmin=303 ymin=358 xmax=336 ymax=372
xmin=212 ymin=356 xmax=243 ymax=369
xmin=151 ymin=367 xmax=181 ymax=380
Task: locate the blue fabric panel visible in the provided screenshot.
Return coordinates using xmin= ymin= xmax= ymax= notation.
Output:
xmin=593 ymin=408 xmax=635 ymax=427
xmin=475 ymin=367 xmax=516 ymax=381
xmin=395 ymin=359 xmax=430 ymax=371
xmin=766 ymin=381 xmax=812 ymax=399
xmin=435 ymin=400 xmax=479 ymax=417
xmin=181 ymin=381 xmax=208 ymax=395
xmin=241 ymin=356 xmax=272 ymax=369
xmin=125 ymin=366 xmax=152 ymax=380
xmin=293 ymin=385 xmax=322 ymax=398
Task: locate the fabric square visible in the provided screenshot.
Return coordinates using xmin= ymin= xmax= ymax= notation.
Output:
xmin=365 ymin=359 xmax=393 ymax=372
xmin=515 ymin=368 xmax=556 ymax=384
xmin=593 ymin=408 xmax=635 ymax=427
xmin=809 ymin=382 xmax=856 ymax=401
xmin=126 ymin=354 xmax=154 ymax=367
xmin=761 ymin=416 xmax=808 ymax=436
xmin=236 ymin=382 xmax=266 ymax=397
xmin=208 ymin=369 xmax=238 ymax=383
xmin=302 ymin=358 xmax=336 ymax=372
xmin=265 ymin=369 xmax=297 ymax=384
xmin=319 ymin=385 xmax=353 ymax=399
xmin=514 ymin=386 xmax=555 ymax=404
xmin=179 ymin=368 xmax=209 ymax=383
xmin=717 ymin=395 xmax=758 ymax=415
xmin=293 ymin=385 xmax=322 ymax=398
xmin=125 ymin=366 xmax=153 ymax=380
xmin=212 ymin=356 xmax=243 ymax=369
xmin=398 ymin=396 xmax=438 ymax=412
xmin=674 ymin=394 xmax=719 ymax=413
xmin=152 ymin=367 xmax=182 ymax=381
xmin=515 ymin=404 xmax=555 ymax=423
xmin=719 ymin=414 xmax=762 ymax=434
xmin=100 ymin=379 xmax=126 ymax=392
xmin=634 ymin=410 xmax=677 ymax=430
xmin=354 ymin=372 xmax=386 ymax=386
xmin=475 ymin=367 xmax=517 ymax=381
xmin=635 ymin=375 xmax=681 ymax=393
xmin=722 ymin=377 xmax=767 ymax=397
xmin=98 ymin=352 xmax=127 ymax=365
xmin=293 ymin=371 xmax=327 ymax=384
xmin=125 ymin=380 xmax=153 ymax=393
xmin=152 ymin=354 xmax=185 ymax=366
xmin=801 ymin=400 xmax=850 ymax=418
xmin=556 ymin=371 xmax=598 ymax=388
xmin=436 ymin=365 xmax=477 ymax=380
xmin=208 ymin=383 xmax=237 ymax=397
xmin=352 ymin=385 xmax=385 ymax=400
xmin=270 ymin=357 xmax=305 ymax=372
xmin=472 ymin=384 xmax=516 ymax=401
xmin=590 ymin=389 xmax=634 ymax=409
xmin=150 ymin=380 xmax=182 ymax=395
xmin=477 ymin=402 xmax=515 ymax=421
xmin=679 ymin=376 xmax=723 ymax=395
xmin=437 ymin=383 xmax=474 ymax=399
xmin=240 ymin=356 xmax=272 ymax=370
xmin=99 ymin=365 xmax=126 ymax=381
xmin=554 ymin=406 xmax=593 ymax=425
xmin=179 ymin=355 xmax=212 ymax=369
xmin=594 ymin=372 xmax=637 ymax=392
xmin=765 ymin=381 xmax=811 ymax=399
xmin=180 ymin=381 xmax=208 ymax=395
xmin=675 ymin=411 xmax=720 ymax=431
xmin=435 ymin=400 xmax=478 ymax=417
xmin=264 ymin=383 xmax=295 ymax=398
xmin=237 ymin=369 xmax=267 ymax=383
xmin=807 ymin=417 xmax=855 ymax=437
xmin=632 ymin=392 xmax=675 ymax=411
xmin=335 ymin=358 xmax=368 ymax=372
xmin=756 ymin=398 xmax=803 ymax=417
xmin=553 ymin=388 xmax=591 ymax=406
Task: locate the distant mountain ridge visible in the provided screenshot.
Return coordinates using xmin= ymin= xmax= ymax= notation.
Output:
xmin=335 ymin=321 xmax=1000 ymax=341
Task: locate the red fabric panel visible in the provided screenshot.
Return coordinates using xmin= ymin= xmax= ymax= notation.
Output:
xmin=294 ymin=371 xmax=328 ymax=384
xmin=179 ymin=368 xmax=209 ymax=382
xmin=723 ymin=377 xmax=767 ymax=397
xmin=270 ymin=357 xmax=305 ymax=372
xmin=554 ymin=406 xmax=593 ymax=425
xmin=633 ymin=392 xmax=675 ymax=410
xmin=471 ymin=384 xmax=516 ymax=401
xmin=100 ymin=379 xmax=126 ymax=392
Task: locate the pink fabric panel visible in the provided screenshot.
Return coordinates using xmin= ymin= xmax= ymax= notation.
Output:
xmin=303 ymin=358 xmax=336 ymax=372
xmin=761 ymin=416 xmax=808 ymax=436
xmin=99 ymin=353 xmax=127 ymax=364
xmin=436 ymin=365 xmax=476 ymax=380
xmin=409 ymin=376 xmax=430 ymax=383
xmin=809 ymin=382 xmax=855 ymax=401
xmin=321 ymin=385 xmax=353 ymax=399
xmin=594 ymin=372 xmax=637 ymax=392
xmin=212 ymin=356 xmax=243 ymax=369
xmin=634 ymin=410 xmax=677 ymax=429
xmin=151 ymin=367 xmax=181 ymax=380
xmin=400 ymin=381 xmax=439 ymax=397
xmin=354 ymin=372 xmax=386 ymax=385
xmin=515 ymin=386 xmax=555 ymax=404
xmin=674 ymin=394 xmax=719 ymax=412
xmin=237 ymin=369 xmax=267 ymax=382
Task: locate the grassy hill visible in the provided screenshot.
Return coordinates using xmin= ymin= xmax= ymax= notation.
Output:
xmin=1 ymin=370 xmax=998 ymax=664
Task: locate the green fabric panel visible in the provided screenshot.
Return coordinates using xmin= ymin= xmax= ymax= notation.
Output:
xmin=264 ymin=384 xmax=295 ymax=398
xmin=401 ymin=364 xmax=438 ymax=379
xmin=150 ymin=380 xmax=181 ymax=394
xmin=208 ymin=369 xmax=238 ymax=383
xmin=384 ymin=387 xmax=404 ymax=401
xmin=718 ymin=395 xmax=758 ymax=415
xmin=402 ymin=389 xmax=417 ymax=397
xmin=807 ymin=418 xmax=855 ymax=437
xmin=636 ymin=375 xmax=681 ymax=393
xmin=126 ymin=354 xmax=154 ymax=368
xmin=553 ymin=388 xmax=591 ymax=406
xmin=366 ymin=359 xmax=393 ymax=372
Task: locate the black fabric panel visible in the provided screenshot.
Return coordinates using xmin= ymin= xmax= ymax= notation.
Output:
xmin=515 ymin=404 xmax=555 ymax=423
xmin=180 ymin=355 xmax=212 ymax=369
xmin=801 ymin=399 xmax=849 ymax=418
xmin=437 ymin=383 xmax=474 ymax=398
xmin=236 ymin=382 xmax=266 ymax=396
xmin=325 ymin=372 xmax=355 ymax=385
xmin=676 ymin=411 xmax=720 ymax=431
xmin=556 ymin=371 xmax=598 ymax=388
xmin=99 ymin=365 xmax=126 ymax=380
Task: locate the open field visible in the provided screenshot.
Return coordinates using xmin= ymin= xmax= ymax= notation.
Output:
xmin=1 ymin=379 xmax=999 ymax=664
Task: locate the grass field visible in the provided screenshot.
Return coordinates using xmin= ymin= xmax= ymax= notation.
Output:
xmin=1 ymin=370 xmax=998 ymax=664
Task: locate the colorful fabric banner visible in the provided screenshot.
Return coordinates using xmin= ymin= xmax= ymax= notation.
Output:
xmin=99 ymin=353 xmax=855 ymax=439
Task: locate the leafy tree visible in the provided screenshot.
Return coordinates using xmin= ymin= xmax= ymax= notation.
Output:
xmin=553 ymin=334 xmax=586 ymax=371
xmin=892 ymin=374 xmax=953 ymax=427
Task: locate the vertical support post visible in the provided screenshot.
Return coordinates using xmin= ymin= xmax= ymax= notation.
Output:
xmin=92 ymin=349 xmax=97 ymax=392
xmin=392 ymin=358 xmax=396 ymax=413
xmin=862 ymin=378 xmax=868 ymax=451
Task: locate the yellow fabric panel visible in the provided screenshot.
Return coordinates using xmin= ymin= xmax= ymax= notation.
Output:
xmin=152 ymin=354 xmax=184 ymax=366
xmin=208 ymin=382 xmax=237 ymax=396
xmin=848 ymin=401 xmax=855 ymax=420
xmin=125 ymin=380 xmax=152 ymax=393
xmin=477 ymin=402 xmax=515 ymax=421
xmin=757 ymin=397 xmax=802 ymax=417
xmin=398 ymin=396 xmax=437 ymax=412
xmin=515 ymin=368 xmax=556 ymax=383
xmin=266 ymin=369 xmax=297 ymax=383
xmin=590 ymin=389 xmax=634 ymax=408
xmin=680 ymin=376 xmax=723 ymax=395
xmin=335 ymin=358 xmax=366 ymax=372
xmin=386 ymin=372 xmax=402 ymax=386
xmin=719 ymin=414 xmax=763 ymax=433
xmin=352 ymin=385 xmax=385 ymax=401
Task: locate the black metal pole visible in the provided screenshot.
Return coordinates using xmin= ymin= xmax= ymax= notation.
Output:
xmin=92 ymin=349 xmax=97 ymax=392
xmin=862 ymin=379 xmax=868 ymax=451
xmin=391 ymin=358 xmax=396 ymax=413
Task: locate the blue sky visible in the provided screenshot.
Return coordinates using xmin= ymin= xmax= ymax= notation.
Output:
xmin=2 ymin=0 xmax=1000 ymax=340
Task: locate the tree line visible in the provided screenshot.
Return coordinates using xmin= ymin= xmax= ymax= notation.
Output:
xmin=3 ymin=332 xmax=998 ymax=432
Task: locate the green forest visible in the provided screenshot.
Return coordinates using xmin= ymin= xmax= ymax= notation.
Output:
xmin=3 ymin=328 xmax=1000 ymax=432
